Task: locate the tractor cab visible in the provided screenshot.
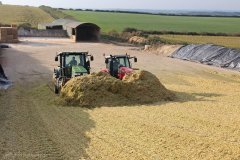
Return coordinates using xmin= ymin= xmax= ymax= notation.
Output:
xmin=103 ymin=54 xmax=137 ymax=79
xmin=53 ymin=52 xmax=94 ymax=94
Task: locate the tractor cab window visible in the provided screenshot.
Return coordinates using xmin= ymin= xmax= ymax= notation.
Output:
xmin=107 ymin=57 xmax=131 ymax=69
xmin=118 ymin=57 xmax=130 ymax=68
xmin=65 ymin=55 xmax=86 ymax=67
xmin=112 ymin=59 xmax=120 ymax=72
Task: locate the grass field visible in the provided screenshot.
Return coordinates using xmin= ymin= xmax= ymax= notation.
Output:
xmin=0 ymin=5 xmax=54 ymax=27
xmin=63 ymin=10 xmax=240 ymax=33
xmin=160 ymin=35 xmax=240 ymax=48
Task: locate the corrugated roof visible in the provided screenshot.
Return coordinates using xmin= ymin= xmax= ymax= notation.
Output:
xmin=39 ymin=19 xmax=100 ymax=29
xmin=65 ymin=22 xmax=82 ymax=28
xmin=66 ymin=22 xmax=101 ymax=29
xmin=51 ymin=19 xmax=76 ymax=26
xmin=39 ymin=19 xmax=77 ymax=27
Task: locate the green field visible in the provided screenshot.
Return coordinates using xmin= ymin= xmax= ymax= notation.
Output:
xmin=0 ymin=5 xmax=54 ymax=27
xmin=64 ymin=10 xmax=240 ymax=33
xmin=160 ymin=35 xmax=240 ymax=49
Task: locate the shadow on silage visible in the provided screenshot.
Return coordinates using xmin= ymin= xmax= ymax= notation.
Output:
xmin=0 ymin=46 xmax=95 ymax=159
xmin=172 ymin=91 xmax=223 ymax=103
xmin=31 ymin=84 xmax=96 ymax=159
xmin=57 ymin=89 xmax=223 ymax=109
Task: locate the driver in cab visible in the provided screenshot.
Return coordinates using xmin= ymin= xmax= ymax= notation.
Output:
xmin=68 ymin=57 xmax=78 ymax=66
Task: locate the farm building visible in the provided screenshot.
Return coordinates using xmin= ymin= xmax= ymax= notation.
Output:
xmin=38 ymin=19 xmax=75 ymax=30
xmin=38 ymin=19 xmax=100 ymax=42
xmin=0 ymin=27 xmax=18 ymax=43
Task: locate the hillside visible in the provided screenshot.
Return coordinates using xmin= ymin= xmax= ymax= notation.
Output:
xmin=39 ymin=5 xmax=75 ymax=20
xmin=0 ymin=5 xmax=54 ymax=27
xmin=63 ymin=10 xmax=240 ymax=33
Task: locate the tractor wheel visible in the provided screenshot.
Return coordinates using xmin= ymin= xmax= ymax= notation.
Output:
xmin=54 ymin=85 xmax=59 ymax=94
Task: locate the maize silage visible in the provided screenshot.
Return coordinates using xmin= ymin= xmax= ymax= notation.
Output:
xmin=60 ymin=70 xmax=174 ymax=107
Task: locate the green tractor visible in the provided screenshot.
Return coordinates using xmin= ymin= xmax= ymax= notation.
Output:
xmin=53 ymin=52 xmax=94 ymax=94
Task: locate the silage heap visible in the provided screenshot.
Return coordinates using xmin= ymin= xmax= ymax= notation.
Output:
xmin=60 ymin=70 xmax=174 ymax=107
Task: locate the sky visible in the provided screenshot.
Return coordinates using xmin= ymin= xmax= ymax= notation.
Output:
xmin=1 ymin=0 xmax=240 ymax=11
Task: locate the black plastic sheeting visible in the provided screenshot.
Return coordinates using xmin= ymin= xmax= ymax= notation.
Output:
xmin=0 ymin=64 xmax=12 ymax=90
xmin=171 ymin=44 xmax=240 ymax=71
xmin=0 ymin=44 xmax=10 ymax=49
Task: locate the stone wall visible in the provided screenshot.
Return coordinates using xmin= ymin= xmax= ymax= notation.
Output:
xmin=0 ymin=27 xmax=18 ymax=43
xmin=18 ymin=28 xmax=68 ymax=38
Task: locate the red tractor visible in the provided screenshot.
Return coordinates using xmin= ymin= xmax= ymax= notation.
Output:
xmin=101 ymin=54 xmax=137 ymax=79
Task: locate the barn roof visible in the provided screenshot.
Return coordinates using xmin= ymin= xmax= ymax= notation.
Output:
xmin=39 ymin=19 xmax=100 ymax=29
xmin=50 ymin=19 xmax=76 ymax=26
xmin=39 ymin=19 xmax=77 ymax=28
xmin=65 ymin=22 xmax=82 ymax=28
xmin=66 ymin=22 xmax=100 ymax=29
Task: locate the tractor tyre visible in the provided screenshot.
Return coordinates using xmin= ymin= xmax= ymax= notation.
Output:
xmin=54 ymin=85 xmax=59 ymax=94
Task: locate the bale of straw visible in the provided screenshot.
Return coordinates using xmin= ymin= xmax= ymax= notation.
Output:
xmin=129 ymin=36 xmax=148 ymax=44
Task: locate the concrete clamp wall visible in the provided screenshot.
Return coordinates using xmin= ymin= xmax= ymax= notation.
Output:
xmin=18 ymin=28 xmax=68 ymax=38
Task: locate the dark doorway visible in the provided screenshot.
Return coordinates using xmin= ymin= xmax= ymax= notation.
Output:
xmin=76 ymin=23 xmax=100 ymax=42
xmin=46 ymin=25 xmax=63 ymax=30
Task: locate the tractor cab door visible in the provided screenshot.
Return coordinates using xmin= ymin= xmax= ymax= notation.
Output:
xmin=79 ymin=54 xmax=86 ymax=66
xmin=63 ymin=55 xmax=75 ymax=78
xmin=109 ymin=58 xmax=120 ymax=78
xmin=59 ymin=55 xmax=68 ymax=78
xmin=85 ymin=60 xmax=90 ymax=74
xmin=82 ymin=54 xmax=91 ymax=74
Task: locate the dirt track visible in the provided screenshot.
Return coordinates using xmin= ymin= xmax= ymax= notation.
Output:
xmin=0 ymin=38 xmax=240 ymax=159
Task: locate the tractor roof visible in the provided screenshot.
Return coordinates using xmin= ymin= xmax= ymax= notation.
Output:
xmin=105 ymin=54 xmax=130 ymax=59
xmin=57 ymin=52 xmax=89 ymax=56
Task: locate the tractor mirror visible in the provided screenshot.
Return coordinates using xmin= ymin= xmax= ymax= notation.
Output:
xmin=105 ymin=59 xmax=109 ymax=64
xmin=55 ymin=56 xmax=58 ymax=61
xmin=134 ymin=57 xmax=138 ymax=62
xmin=90 ymin=56 xmax=94 ymax=61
